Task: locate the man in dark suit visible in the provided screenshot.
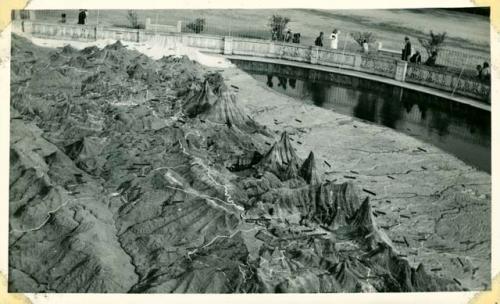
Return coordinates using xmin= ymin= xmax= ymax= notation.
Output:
xmin=78 ymin=9 xmax=87 ymax=25
xmin=401 ymin=36 xmax=412 ymax=61
xmin=315 ymin=32 xmax=324 ymax=47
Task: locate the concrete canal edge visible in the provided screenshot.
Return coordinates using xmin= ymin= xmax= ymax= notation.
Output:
xmin=223 ymin=55 xmax=491 ymax=112
xmin=12 ymin=20 xmax=491 ymax=109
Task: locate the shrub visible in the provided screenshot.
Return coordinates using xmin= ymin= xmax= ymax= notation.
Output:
xmin=418 ymin=30 xmax=447 ymax=57
xmin=268 ymin=14 xmax=291 ymax=41
xmin=186 ymin=18 xmax=206 ymax=34
xmin=350 ymin=31 xmax=376 ymax=47
xmin=126 ymin=10 xmax=142 ymax=29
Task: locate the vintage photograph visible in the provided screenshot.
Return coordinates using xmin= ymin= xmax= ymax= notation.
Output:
xmin=8 ymin=7 xmax=491 ymax=293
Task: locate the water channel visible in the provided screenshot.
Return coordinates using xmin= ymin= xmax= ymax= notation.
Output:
xmin=231 ymin=60 xmax=491 ymax=173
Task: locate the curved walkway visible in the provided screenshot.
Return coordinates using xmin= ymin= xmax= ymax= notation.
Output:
xmin=223 ymin=54 xmax=491 ymax=112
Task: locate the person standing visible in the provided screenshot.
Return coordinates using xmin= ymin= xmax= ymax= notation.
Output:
xmin=284 ymin=29 xmax=292 ymax=43
xmin=78 ymin=9 xmax=87 ymax=25
xmin=271 ymin=29 xmax=278 ymax=41
xmin=362 ymin=39 xmax=369 ymax=53
xmin=315 ymin=32 xmax=324 ymax=47
xmin=401 ymin=36 xmax=412 ymax=61
xmin=330 ymin=29 xmax=339 ymax=50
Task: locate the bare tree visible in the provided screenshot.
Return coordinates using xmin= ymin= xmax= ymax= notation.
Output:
xmin=126 ymin=10 xmax=142 ymax=29
xmin=350 ymin=31 xmax=376 ymax=48
xmin=186 ymin=18 xmax=206 ymax=34
xmin=418 ymin=30 xmax=447 ymax=58
xmin=268 ymin=14 xmax=291 ymax=41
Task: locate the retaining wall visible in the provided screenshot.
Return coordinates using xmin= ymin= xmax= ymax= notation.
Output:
xmin=16 ymin=20 xmax=490 ymax=102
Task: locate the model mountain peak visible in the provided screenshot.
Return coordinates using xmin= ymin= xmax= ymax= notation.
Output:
xmin=299 ymin=151 xmax=321 ymax=184
xmin=184 ymin=74 xmax=264 ymax=133
xmin=258 ymin=131 xmax=301 ymax=180
xmin=350 ymin=196 xmax=374 ymax=229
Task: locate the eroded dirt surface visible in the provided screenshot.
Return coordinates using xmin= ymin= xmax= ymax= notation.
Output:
xmin=222 ymin=66 xmax=491 ymax=291
xmin=8 ymin=34 xmax=485 ymax=293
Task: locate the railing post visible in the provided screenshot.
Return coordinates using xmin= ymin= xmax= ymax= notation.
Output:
xmin=177 ymin=21 xmax=182 ymax=33
xmin=22 ymin=20 xmax=33 ymax=34
xmin=353 ymin=54 xmax=362 ymax=70
xmin=269 ymin=41 xmax=276 ymax=58
xmin=138 ymin=29 xmax=146 ymax=42
xmin=95 ymin=25 xmax=103 ymax=40
xmin=224 ymin=36 xmax=233 ymax=55
xmin=12 ymin=10 xmax=21 ymax=20
xmin=277 ymin=43 xmax=284 ymax=59
xmin=310 ymin=46 xmax=319 ymax=64
xmin=395 ymin=60 xmax=407 ymax=82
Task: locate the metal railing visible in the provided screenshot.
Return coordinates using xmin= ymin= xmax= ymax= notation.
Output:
xmin=22 ymin=9 xmax=490 ymax=81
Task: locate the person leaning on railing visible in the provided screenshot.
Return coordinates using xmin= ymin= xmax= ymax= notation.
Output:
xmin=409 ymin=51 xmax=422 ymax=64
xmin=476 ymin=65 xmax=483 ymax=79
xmin=292 ymin=33 xmax=301 ymax=44
xmin=480 ymin=62 xmax=491 ymax=83
xmin=425 ymin=51 xmax=438 ymax=67
xmin=474 ymin=62 xmax=491 ymax=83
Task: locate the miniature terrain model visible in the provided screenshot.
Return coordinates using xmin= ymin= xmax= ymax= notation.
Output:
xmin=10 ymin=34 xmax=467 ymax=293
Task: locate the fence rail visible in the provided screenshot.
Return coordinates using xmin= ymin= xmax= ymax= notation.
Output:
xmin=25 ymin=9 xmax=490 ymax=74
xmin=12 ymin=19 xmax=491 ymax=103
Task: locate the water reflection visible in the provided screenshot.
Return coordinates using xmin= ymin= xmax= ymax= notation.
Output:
xmin=266 ymin=75 xmax=273 ymax=88
xmin=278 ymin=76 xmax=287 ymax=90
xmin=353 ymin=92 xmax=377 ymax=123
xmin=233 ymin=60 xmax=491 ymax=172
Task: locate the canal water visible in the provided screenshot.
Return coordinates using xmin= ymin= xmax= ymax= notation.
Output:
xmin=231 ymin=60 xmax=491 ymax=173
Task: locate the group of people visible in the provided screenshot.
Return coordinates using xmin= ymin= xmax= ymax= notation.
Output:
xmin=476 ymin=62 xmax=491 ymax=81
xmin=314 ymin=29 xmax=341 ymax=50
xmin=266 ymin=75 xmax=296 ymax=90
xmin=401 ymin=37 xmax=434 ymax=66
xmin=272 ymin=28 xmax=301 ymax=44
xmin=315 ymin=29 xmax=374 ymax=53
xmin=402 ymin=36 xmax=490 ymax=81
xmin=401 ymin=36 xmax=429 ymax=65
xmin=60 ymin=10 xmax=87 ymax=25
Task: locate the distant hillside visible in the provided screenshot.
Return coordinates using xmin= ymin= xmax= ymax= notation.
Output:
xmin=441 ymin=7 xmax=490 ymax=16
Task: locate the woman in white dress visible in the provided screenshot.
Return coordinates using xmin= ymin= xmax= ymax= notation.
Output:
xmin=330 ymin=29 xmax=339 ymax=49
xmin=362 ymin=39 xmax=369 ymax=53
